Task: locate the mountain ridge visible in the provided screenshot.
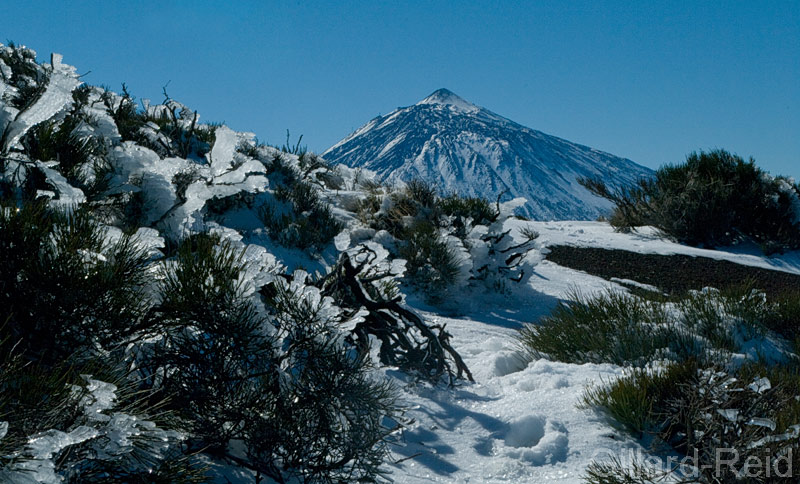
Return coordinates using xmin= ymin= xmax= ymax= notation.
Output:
xmin=323 ymin=89 xmax=653 ymax=220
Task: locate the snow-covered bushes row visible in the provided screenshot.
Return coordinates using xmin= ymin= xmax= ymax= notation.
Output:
xmin=580 ymin=149 xmax=800 ymax=254
xmin=0 ymin=200 xmax=400 ymax=482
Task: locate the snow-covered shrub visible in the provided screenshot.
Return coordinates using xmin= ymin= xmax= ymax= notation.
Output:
xmin=581 ymin=149 xmax=800 ymax=253
xmin=148 ymin=233 xmax=274 ymax=452
xmin=248 ymin=274 xmax=398 ymax=483
xmin=356 ymin=179 xmax=539 ymax=303
xmin=0 ymin=200 xmax=151 ymax=364
xmin=20 ymin=90 xmax=111 ymax=200
xmin=0 ymin=41 xmax=47 ymax=110
xmin=584 ymin=361 xmax=800 ymax=483
xmin=147 ymin=234 xmax=399 ymax=481
xmin=0 ymin=352 xmax=201 ymax=483
xmin=101 ymin=85 xmax=216 ymax=159
xmin=259 ymin=174 xmax=343 ymax=251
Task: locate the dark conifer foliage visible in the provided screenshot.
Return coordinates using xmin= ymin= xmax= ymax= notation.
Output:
xmin=581 ymin=149 xmax=800 ymax=253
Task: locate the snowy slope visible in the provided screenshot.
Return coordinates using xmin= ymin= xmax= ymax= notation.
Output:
xmin=382 ymin=221 xmax=800 ymax=483
xmin=323 ymin=89 xmax=653 ymax=221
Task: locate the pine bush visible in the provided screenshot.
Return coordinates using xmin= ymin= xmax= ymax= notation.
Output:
xmin=580 ymin=150 xmax=800 ymax=253
xmin=0 ymin=200 xmax=151 ymax=364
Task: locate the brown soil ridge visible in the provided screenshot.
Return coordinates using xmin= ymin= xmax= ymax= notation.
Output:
xmin=545 ymin=245 xmax=800 ymax=298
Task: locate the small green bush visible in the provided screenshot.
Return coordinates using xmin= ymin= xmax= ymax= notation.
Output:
xmin=439 ymin=192 xmax=498 ymax=226
xmin=580 ymin=149 xmax=800 ymax=253
xmin=584 ymin=361 xmax=800 ymax=483
xmin=0 ymin=200 xmax=150 ymax=364
xmin=519 ymin=290 xmax=682 ymax=366
xmin=582 ymin=360 xmax=698 ymax=437
xmin=397 ymin=221 xmax=462 ymax=304
xmin=259 ymin=178 xmax=344 ymax=251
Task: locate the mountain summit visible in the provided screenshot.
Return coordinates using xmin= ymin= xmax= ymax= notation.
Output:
xmin=416 ymin=88 xmax=479 ymax=112
xmin=323 ymin=89 xmax=653 ymax=220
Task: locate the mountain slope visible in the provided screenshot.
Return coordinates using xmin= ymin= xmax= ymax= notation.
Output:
xmin=323 ymin=89 xmax=653 ymax=220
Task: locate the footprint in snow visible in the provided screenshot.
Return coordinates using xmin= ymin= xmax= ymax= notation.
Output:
xmin=502 ymin=415 xmax=569 ymax=466
xmin=490 ymin=351 xmax=529 ymax=377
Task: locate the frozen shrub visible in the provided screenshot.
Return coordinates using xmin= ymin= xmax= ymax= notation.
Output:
xmin=101 ymin=86 xmax=215 ymax=159
xmin=259 ymin=178 xmax=344 ymax=251
xmin=149 ymin=233 xmax=275 ymax=451
xmin=584 ymin=361 xmax=800 ymax=483
xmin=357 ymin=179 xmax=538 ymax=302
xmin=0 ymin=347 xmax=202 ymax=483
xmin=580 ymin=149 xmax=800 ymax=253
xmin=248 ymin=275 xmax=398 ymax=483
xmin=148 ymin=234 xmax=399 ymax=481
xmin=0 ymin=200 xmax=151 ymax=364
xmin=21 ymin=111 xmax=112 ymax=201
xmin=0 ymin=42 xmax=47 ymax=110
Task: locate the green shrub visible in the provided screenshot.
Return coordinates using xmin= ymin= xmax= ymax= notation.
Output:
xmin=439 ymin=192 xmax=498 ymax=226
xmin=584 ymin=361 xmax=800 ymax=483
xmin=520 ymin=287 xmax=792 ymax=368
xmin=397 ymin=221 xmax=462 ymax=304
xmin=259 ymin=179 xmax=344 ymax=251
xmin=519 ymin=290 xmax=682 ymax=366
xmin=563 ymin=286 xmax=800 ymax=482
xmin=582 ymin=360 xmax=698 ymax=437
xmin=761 ymin=289 xmax=800 ymax=342
xmin=580 ymin=149 xmax=800 ymax=253
xmin=0 ymin=200 xmax=151 ymax=364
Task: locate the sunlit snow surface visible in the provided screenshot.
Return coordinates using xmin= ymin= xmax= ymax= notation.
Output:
xmin=376 ymin=221 xmax=800 ymax=483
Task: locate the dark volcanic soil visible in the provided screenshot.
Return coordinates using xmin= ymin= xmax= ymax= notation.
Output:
xmin=545 ymin=245 xmax=800 ymax=298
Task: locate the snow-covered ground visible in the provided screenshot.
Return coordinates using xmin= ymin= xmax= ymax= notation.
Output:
xmin=383 ymin=314 xmax=630 ymax=483
xmin=378 ymin=220 xmax=800 ymax=483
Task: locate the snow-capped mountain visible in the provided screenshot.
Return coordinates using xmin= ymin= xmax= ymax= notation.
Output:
xmin=323 ymin=88 xmax=653 ymax=220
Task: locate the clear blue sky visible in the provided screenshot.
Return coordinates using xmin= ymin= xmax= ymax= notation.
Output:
xmin=2 ymin=1 xmax=798 ymax=179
